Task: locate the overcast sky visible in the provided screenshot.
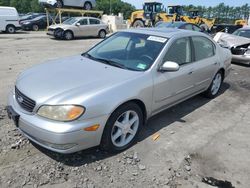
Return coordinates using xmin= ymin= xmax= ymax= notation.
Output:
xmin=123 ymin=0 xmax=249 ymax=8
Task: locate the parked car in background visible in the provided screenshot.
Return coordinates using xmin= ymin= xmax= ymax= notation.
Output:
xmin=0 ymin=6 xmax=21 ymax=33
xmin=20 ymin=13 xmax=46 ymax=24
xmin=214 ymin=32 xmax=250 ymax=65
xmin=21 ymin=15 xmax=51 ymax=31
xmin=155 ymin=21 xmax=205 ymax=32
xmin=47 ymin=17 xmax=109 ymax=40
xmin=21 ymin=15 xmax=68 ymax=31
xmin=39 ymin=0 xmax=96 ymax=10
xmin=232 ymin=27 xmax=250 ymax=39
xmin=7 ymin=28 xmax=231 ymax=154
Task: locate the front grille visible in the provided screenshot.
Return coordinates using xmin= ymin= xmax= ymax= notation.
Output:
xmin=15 ymin=87 xmax=36 ymax=112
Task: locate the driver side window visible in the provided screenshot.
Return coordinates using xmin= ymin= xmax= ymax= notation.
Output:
xmin=163 ymin=37 xmax=192 ymax=65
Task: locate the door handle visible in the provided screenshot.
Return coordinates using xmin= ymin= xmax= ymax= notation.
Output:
xmin=188 ymin=70 xmax=193 ymax=75
xmin=214 ymin=62 xmax=219 ymax=65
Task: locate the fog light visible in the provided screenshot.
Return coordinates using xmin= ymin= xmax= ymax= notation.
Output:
xmin=38 ymin=139 xmax=77 ymax=150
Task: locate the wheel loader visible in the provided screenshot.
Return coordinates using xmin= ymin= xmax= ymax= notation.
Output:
xmin=128 ymin=1 xmax=215 ymax=31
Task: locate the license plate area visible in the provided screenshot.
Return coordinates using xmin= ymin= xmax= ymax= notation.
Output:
xmin=6 ymin=106 xmax=20 ymax=127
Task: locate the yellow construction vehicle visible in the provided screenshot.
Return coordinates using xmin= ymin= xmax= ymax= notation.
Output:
xmin=128 ymin=2 xmax=215 ymax=31
xmin=235 ymin=19 xmax=248 ymax=26
xmin=128 ymin=1 xmax=181 ymax=27
xmin=181 ymin=9 xmax=216 ymax=30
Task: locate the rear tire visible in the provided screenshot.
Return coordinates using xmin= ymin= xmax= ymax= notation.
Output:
xmin=132 ymin=20 xmax=144 ymax=28
xmin=98 ymin=30 xmax=106 ymax=38
xmin=204 ymin=71 xmax=223 ymax=99
xmin=64 ymin=30 xmax=74 ymax=40
xmin=84 ymin=2 xmax=92 ymax=10
xmin=101 ymin=102 xmax=143 ymax=153
xmin=200 ymin=24 xmax=209 ymax=32
xmin=6 ymin=25 xmax=16 ymax=33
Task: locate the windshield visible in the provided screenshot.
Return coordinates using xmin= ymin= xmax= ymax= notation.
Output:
xmin=233 ymin=30 xmax=250 ymax=39
xmin=84 ymin=32 xmax=168 ymax=71
xmin=63 ymin=17 xmax=78 ymax=25
xmin=33 ymin=15 xmax=45 ymax=21
xmin=156 ymin=22 xmax=183 ymax=28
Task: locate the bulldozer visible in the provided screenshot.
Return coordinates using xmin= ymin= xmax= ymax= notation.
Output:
xmin=128 ymin=1 xmax=215 ymax=31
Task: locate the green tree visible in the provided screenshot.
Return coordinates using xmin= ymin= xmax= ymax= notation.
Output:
xmin=96 ymin=0 xmax=135 ymax=19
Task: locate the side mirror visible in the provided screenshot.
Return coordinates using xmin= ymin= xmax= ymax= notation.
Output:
xmin=159 ymin=61 xmax=180 ymax=72
xmin=76 ymin=22 xmax=80 ymax=26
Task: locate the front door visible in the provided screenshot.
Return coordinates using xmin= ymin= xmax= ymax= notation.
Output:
xmin=152 ymin=37 xmax=197 ymax=113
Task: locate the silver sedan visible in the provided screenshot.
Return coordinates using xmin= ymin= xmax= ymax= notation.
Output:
xmin=47 ymin=17 xmax=109 ymax=40
xmin=7 ymin=28 xmax=232 ymax=154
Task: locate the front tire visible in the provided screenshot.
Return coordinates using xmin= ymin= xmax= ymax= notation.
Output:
xmin=132 ymin=20 xmax=145 ymax=28
xmin=6 ymin=25 xmax=16 ymax=33
xmin=101 ymin=102 xmax=143 ymax=152
xmin=64 ymin=30 xmax=74 ymax=40
xmin=204 ymin=71 xmax=223 ymax=98
xmin=32 ymin=24 xmax=39 ymax=31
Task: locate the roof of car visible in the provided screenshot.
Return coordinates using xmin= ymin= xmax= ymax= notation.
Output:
xmin=123 ymin=28 xmax=204 ymax=38
xmin=75 ymin=17 xmax=100 ymax=20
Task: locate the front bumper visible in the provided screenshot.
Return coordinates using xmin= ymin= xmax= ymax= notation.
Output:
xmin=232 ymin=54 xmax=250 ymax=65
xmin=21 ymin=25 xmax=32 ymax=31
xmin=7 ymin=90 xmax=109 ymax=154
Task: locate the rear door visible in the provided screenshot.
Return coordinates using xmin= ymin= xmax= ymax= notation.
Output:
xmin=190 ymin=36 xmax=219 ymax=91
xmin=88 ymin=18 xmax=102 ymax=36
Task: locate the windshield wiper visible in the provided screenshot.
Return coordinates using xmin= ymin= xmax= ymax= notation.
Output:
xmin=82 ymin=53 xmax=129 ymax=70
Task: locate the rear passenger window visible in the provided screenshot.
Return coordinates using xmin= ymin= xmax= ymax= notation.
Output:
xmin=89 ymin=19 xmax=100 ymax=25
xmin=163 ymin=37 xmax=192 ymax=65
xmin=192 ymin=36 xmax=215 ymax=61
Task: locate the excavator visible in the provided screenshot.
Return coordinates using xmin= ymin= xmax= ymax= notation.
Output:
xmin=128 ymin=1 xmax=215 ymax=31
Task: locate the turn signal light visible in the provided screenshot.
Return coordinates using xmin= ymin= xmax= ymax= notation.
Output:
xmin=84 ymin=124 xmax=100 ymax=131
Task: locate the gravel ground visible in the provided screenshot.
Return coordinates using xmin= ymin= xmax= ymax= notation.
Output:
xmin=0 ymin=31 xmax=250 ymax=188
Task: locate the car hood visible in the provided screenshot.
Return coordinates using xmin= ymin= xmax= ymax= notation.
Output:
xmin=49 ymin=24 xmax=71 ymax=29
xmin=16 ymin=55 xmax=142 ymax=104
xmin=214 ymin=32 xmax=250 ymax=48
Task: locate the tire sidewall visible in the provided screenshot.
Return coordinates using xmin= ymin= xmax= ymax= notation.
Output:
xmin=84 ymin=2 xmax=92 ymax=10
xmin=64 ymin=31 xmax=73 ymax=40
xmin=206 ymin=71 xmax=223 ymax=98
xmin=32 ymin=25 xmax=39 ymax=31
xmin=6 ymin=25 xmax=15 ymax=33
xmin=99 ymin=30 xmax=106 ymax=38
xmin=101 ymin=103 xmax=143 ymax=152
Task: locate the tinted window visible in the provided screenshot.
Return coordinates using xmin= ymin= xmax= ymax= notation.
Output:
xmin=192 ymin=36 xmax=215 ymax=61
xmin=89 ymin=19 xmax=100 ymax=25
xmin=163 ymin=37 xmax=192 ymax=65
xmin=182 ymin=24 xmax=193 ymax=31
xmin=79 ymin=19 xmax=88 ymax=25
xmin=193 ymin=25 xmax=201 ymax=32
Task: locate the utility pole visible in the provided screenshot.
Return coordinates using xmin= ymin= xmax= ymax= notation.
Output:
xmin=109 ymin=0 xmax=112 ymax=15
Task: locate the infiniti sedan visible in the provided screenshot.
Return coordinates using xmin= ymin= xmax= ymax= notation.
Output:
xmin=7 ymin=28 xmax=231 ymax=154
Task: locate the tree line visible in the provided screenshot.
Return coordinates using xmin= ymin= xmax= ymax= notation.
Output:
xmin=183 ymin=3 xmax=250 ymax=24
xmin=0 ymin=0 xmax=249 ymax=23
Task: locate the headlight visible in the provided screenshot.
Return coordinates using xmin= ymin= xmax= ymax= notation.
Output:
xmin=37 ymin=105 xmax=85 ymax=121
xmin=24 ymin=22 xmax=30 ymax=25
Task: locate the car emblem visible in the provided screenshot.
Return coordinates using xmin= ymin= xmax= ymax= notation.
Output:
xmin=17 ymin=96 xmax=24 ymax=103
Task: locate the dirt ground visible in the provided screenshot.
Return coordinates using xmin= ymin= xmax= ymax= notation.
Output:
xmin=0 ymin=31 xmax=250 ymax=188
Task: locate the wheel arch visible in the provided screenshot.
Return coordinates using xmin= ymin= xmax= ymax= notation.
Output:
xmin=132 ymin=19 xmax=145 ymax=27
xmin=63 ymin=29 xmax=74 ymax=37
xmin=6 ymin=24 xmax=15 ymax=30
xmin=108 ymin=99 xmax=147 ymax=126
xmin=218 ymin=68 xmax=225 ymax=81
